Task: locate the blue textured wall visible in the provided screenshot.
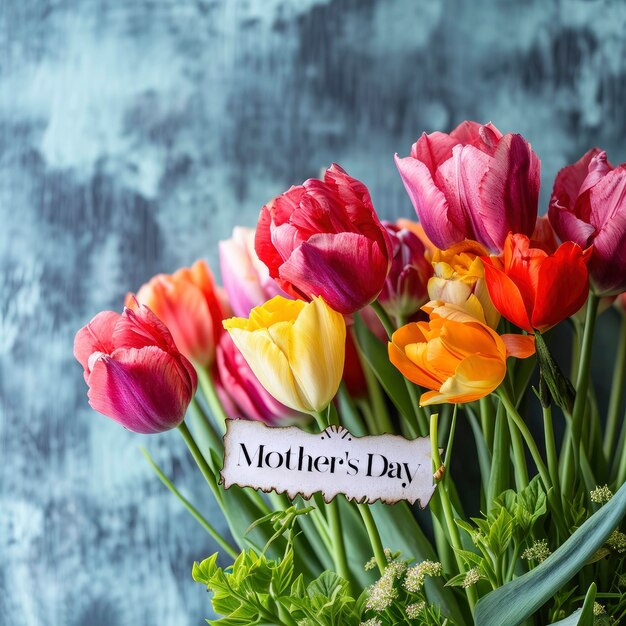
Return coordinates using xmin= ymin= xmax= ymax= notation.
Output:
xmin=1 ymin=1 xmax=625 ymax=624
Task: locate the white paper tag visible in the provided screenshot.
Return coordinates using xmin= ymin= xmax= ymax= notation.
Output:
xmin=221 ymin=419 xmax=437 ymax=507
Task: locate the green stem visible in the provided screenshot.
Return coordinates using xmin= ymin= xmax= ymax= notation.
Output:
xmin=140 ymin=447 xmax=238 ymax=558
xmin=488 ymin=402 xmax=510 ymax=510
xmin=567 ymin=293 xmax=599 ymax=498
xmin=480 ymin=396 xmax=496 ymax=450
xmin=615 ymin=407 xmax=626 ymax=486
xmin=315 ymin=409 xmax=353 ymax=592
xmin=430 ymin=412 xmax=477 ymax=611
xmin=357 ymin=503 xmax=387 ymax=574
xmin=444 ymin=404 xmax=459 ymax=469
xmin=497 ymin=388 xmax=551 ymax=493
xmin=197 ymin=366 xmax=229 ymax=434
xmin=188 ymin=398 xmax=223 ymax=466
xmin=350 ymin=326 xmax=394 ymax=434
xmin=604 ymin=314 xmax=626 ymax=459
xmin=542 ymin=404 xmax=561 ymax=504
xmin=370 ymin=299 xmax=395 ymax=338
xmin=178 ymin=421 xmax=222 ymax=505
xmin=327 ymin=498 xmax=352 ymax=591
xmin=508 ymin=413 xmax=529 ymax=490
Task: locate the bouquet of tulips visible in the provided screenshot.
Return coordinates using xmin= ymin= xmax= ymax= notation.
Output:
xmin=74 ymin=122 xmax=626 ymax=626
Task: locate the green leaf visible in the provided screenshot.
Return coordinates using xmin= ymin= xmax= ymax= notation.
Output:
xmin=453 ymin=548 xmax=483 ymax=567
xmin=445 ymin=572 xmax=470 ymax=587
xmin=353 ymin=314 xmax=414 ymax=422
xmin=290 ymin=574 xmax=306 ymax=599
xmin=192 ymin=554 xmax=220 ymax=585
xmin=549 ymin=583 xmax=596 ymax=625
xmin=307 ymin=571 xmax=349 ymax=599
xmin=474 ymin=482 xmax=626 ymax=626
xmin=487 ymin=507 xmax=513 ymax=556
xmin=271 ymin=549 xmax=294 ymax=596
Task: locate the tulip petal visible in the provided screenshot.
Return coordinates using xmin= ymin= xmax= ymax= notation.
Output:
xmin=395 ymin=153 xmax=464 ymax=249
xmin=551 ymin=148 xmax=602 ymax=210
xmin=219 ymin=236 xmax=268 ymax=317
xmin=388 ymin=324 xmax=445 ymax=389
xmin=87 ymin=346 xmax=195 ymax=434
xmin=501 ymin=334 xmax=536 ymax=359
xmin=420 ymin=354 xmax=505 ymax=406
xmin=482 ymin=259 xmax=534 ymax=333
xmin=278 ymin=232 xmax=389 ymax=314
xmin=435 ymin=145 xmax=492 ymax=247
xmin=74 ymin=310 xmax=121 ymax=378
xmin=479 ymin=134 xmax=540 ymax=250
xmin=288 ymin=297 xmax=346 ymax=412
xmin=410 ymin=131 xmax=457 ymax=175
xmin=532 ymin=242 xmax=590 ymax=331
xmin=227 ymin=327 xmax=309 ymax=413
xmin=113 ymin=304 xmax=178 ymax=354
xmin=137 ymin=276 xmax=217 ymax=365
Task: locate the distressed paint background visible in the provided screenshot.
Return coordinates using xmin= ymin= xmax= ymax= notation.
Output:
xmin=1 ymin=1 xmax=625 ymax=624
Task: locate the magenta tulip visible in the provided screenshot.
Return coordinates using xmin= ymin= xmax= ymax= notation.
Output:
xmin=395 ymin=121 xmax=540 ymax=252
xmin=255 ymin=163 xmax=392 ymax=315
xmin=549 ymin=148 xmax=626 ymax=295
xmin=378 ymin=222 xmax=432 ymax=320
xmin=74 ymin=305 xmax=197 ymax=434
xmin=219 ymin=226 xmax=288 ymax=317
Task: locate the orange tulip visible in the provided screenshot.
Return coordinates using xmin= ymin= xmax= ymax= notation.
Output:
xmin=127 ymin=260 xmax=225 ymax=366
xmin=389 ymin=304 xmax=535 ymax=406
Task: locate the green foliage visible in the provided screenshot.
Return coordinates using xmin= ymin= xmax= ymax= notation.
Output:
xmin=451 ymin=477 xmax=548 ymax=590
xmin=193 ymin=504 xmax=361 ymax=626
xmin=474 ymin=481 xmax=626 ymax=626
xmin=192 ymin=548 xmax=361 ymax=626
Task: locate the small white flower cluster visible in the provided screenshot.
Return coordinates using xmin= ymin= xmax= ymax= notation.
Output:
xmin=590 ymin=485 xmax=613 ymax=504
xmin=462 ymin=567 xmax=481 ymax=589
xmin=360 ymin=619 xmax=382 ymax=626
xmin=405 ymin=601 xmax=426 ymax=619
xmin=365 ymin=569 xmax=398 ymax=612
xmin=593 ymin=602 xmax=606 ymax=616
xmin=364 ymin=548 xmax=396 ymax=571
xmin=404 ymin=560 xmax=443 ymax=593
xmin=521 ymin=539 xmax=551 ymax=563
xmin=607 ymin=529 xmax=626 ymax=553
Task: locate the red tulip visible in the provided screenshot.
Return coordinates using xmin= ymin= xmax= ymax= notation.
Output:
xmin=255 ymin=164 xmax=392 ymax=315
xmin=378 ymin=222 xmax=432 ymax=320
xmin=74 ymin=305 xmax=197 ymax=434
xmin=482 ymin=233 xmax=591 ymax=333
xmin=395 ymin=121 xmax=540 ymax=253
xmin=549 ymin=148 xmax=626 ymax=295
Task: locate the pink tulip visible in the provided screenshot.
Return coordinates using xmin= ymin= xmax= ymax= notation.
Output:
xmin=74 ymin=305 xmax=197 ymax=434
xmin=255 ymin=164 xmax=392 ymax=315
xmin=549 ymin=149 xmax=626 ymax=295
xmin=214 ymin=333 xmax=298 ymax=424
xmin=395 ymin=121 xmax=540 ymax=252
xmin=378 ymin=222 xmax=432 ymax=320
xmin=219 ymin=226 xmax=287 ymax=317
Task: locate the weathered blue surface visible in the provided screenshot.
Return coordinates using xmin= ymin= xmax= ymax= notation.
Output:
xmin=1 ymin=1 xmax=625 ymax=624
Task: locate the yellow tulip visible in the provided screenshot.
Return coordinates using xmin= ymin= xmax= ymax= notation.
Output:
xmin=427 ymin=240 xmax=500 ymax=328
xmin=223 ymin=296 xmax=346 ymax=414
